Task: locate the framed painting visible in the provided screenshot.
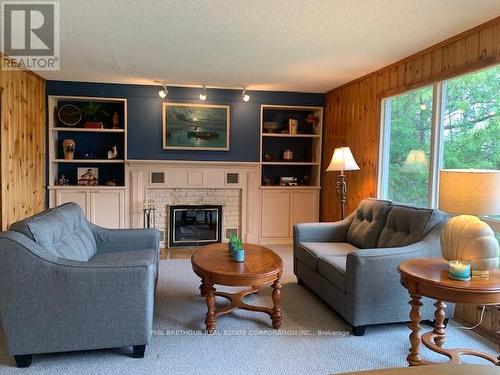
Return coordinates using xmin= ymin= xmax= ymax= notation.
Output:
xmin=77 ymin=167 xmax=98 ymax=186
xmin=162 ymin=102 xmax=230 ymax=151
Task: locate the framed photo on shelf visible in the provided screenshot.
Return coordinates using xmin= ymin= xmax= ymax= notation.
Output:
xmin=162 ymin=102 xmax=230 ymax=151
xmin=77 ymin=167 xmax=99 ymax=186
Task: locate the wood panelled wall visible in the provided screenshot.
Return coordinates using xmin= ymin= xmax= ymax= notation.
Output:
xmin=0 ymin=55 xmax=46 ymax=230
xmin=321 ymin=16 xmax=500 ymax=222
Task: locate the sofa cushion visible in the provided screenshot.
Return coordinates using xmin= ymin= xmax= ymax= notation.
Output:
xmin=10 ymin=203 xmax=97 ymax=262
xmin=377 ymin=205 xmax=436 ymax=248
xmin=346 ymin=199 xmax=392 ymax=248
xmin=317 ymin=256 xmax=347 ymax=293
xmin=295 ymin=242 xmax=358 ymax=271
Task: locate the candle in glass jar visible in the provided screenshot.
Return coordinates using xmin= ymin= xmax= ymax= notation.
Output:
xmin=448 ymin=260 xmax=471 ymax=281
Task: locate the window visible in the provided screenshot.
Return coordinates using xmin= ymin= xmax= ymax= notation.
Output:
xmin=379 ymin=65 xmax=499 ymax=220
xmin=441 ymin=67 xmax=499 ymax=170
xmin=379 ymin=86 xmax=434 ymax=207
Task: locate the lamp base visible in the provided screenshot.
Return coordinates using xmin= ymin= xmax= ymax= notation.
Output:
xmin=440 ymin=215 xmax=500 ymax=274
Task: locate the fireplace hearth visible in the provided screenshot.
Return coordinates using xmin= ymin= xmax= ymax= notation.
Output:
xmin=169 ymin=205 xmax=222 ymax=247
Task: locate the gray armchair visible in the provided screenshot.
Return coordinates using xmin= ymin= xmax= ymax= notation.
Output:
xmin=293 ymin=198 xmax=450 ymax=336
xmin=0 ymin=203 xmax=160 ymax=367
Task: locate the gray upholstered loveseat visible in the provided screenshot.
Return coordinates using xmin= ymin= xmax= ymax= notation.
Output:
xmin=0 ymin=203 xmax=160 ymax=367
xmin=293 ymin=198 xmax=449 ymax=336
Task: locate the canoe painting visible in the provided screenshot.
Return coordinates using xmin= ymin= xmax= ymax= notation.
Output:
xmin=163 ymin=103 xmax=230 ymax=150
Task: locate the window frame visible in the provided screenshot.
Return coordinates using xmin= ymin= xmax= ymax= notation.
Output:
xmin=377 ymin=65 xmax=499 ymax=230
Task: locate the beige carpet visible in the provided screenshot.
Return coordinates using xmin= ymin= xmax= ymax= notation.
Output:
xmin=0 ymin=245 xmax=496 ymax=374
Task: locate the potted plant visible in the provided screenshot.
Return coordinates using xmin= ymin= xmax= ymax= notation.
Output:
xmin=228 ymin=233 xmax=239 ymax=253
xmin=228 ymin=234 xmax=244 ymax=262
xmin=82 ymin=102 xmax=109 ymax=128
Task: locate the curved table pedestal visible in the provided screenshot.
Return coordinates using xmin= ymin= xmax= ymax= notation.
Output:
xmin=200 ymin=281 xmax=282 ymax=334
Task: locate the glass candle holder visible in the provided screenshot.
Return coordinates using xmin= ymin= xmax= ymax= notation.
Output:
xmin=448 ymin=260 xmax=471 ymax=281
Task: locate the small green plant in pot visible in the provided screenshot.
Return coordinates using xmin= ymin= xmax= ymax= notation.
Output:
xmin=228 ymin=234 xmax=244 ymax=262
xmin=82 ymin=102 xmax=109 ymax=128
xmin=228 ymin=233 xmax=240 ymax=253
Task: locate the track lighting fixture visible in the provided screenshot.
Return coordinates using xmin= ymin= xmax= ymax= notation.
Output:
xmin=242 ymin=87 xmax=250 ymax=102
xmin=199 ymin=85 xmax=207 ymax=101
xmin=158 ymin=83 xmax=168 ymax=99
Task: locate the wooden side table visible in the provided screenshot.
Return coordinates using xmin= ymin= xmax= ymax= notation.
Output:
xmin=398 ymin=258 xmax=500 ymax=367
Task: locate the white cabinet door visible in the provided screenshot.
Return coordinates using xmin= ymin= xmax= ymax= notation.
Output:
xmin=261 ymin=190 xmax=290 ymax=238
xmin=290 ymin=190 xmax=319 ymax=236
xmin=55 ymin=190 xmax=89 ymax=217
xmin=89 ymin=189 xmax=125 ymax=229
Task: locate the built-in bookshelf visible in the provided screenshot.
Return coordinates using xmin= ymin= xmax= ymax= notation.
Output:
xmin=47 ymin=96 xmax=127 ymax=187
xmin=258 ymin=105 xmax=323 ymax=243
xmin=259 ymin=105 xmax=323 ymax=188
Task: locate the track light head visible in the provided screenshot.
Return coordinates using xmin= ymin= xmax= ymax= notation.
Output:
xmin=158 ymin=84 xmax=168 ymax=99
xmin=199 ymin=85 xmax=207 ymax=101
xmin=242 ymin=88 xmax=250 ymax=102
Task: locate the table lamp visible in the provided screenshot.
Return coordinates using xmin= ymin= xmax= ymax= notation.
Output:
xmin=438 ymin=169 xmax=500 ymax=277
xmin=326 ymin=146 xmax=360 ymax=219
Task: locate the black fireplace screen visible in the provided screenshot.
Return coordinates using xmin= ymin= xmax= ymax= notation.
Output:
xmin=169 ymin=205 xmax=222 ymax=247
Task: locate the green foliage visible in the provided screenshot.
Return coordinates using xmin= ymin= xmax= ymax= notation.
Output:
xmin=82 ymin=102 xmax=109 ymax=121
xmin=442 ymin=66 xmax=499 ymax=170
xmin=386 ymin=65 xmax=500 ymax=207
xmin=228 ymin=234 xmax=243 ymax=250
xmin=387 ymin=86 xmax=432 ymax=206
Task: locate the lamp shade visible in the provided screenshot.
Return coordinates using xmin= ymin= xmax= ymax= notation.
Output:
xmin=327 ymin=147 xmax=360 ymax=172
xmin=401 ymin=149 xmax=427 ymax=173
xmin=439 ymin=169 xmax=500 ymax=216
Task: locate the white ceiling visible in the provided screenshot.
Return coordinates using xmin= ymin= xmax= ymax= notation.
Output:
xmin=38 ymin=0 xmax=499 ymax=93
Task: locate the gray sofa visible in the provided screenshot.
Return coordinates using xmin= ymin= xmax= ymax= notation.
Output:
xmin=293 ymin=198 xmax=449 ymax=336
xmin=0 ymin=203 xmax=160 ymax=367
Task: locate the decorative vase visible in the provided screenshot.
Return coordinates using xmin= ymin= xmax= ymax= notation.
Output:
xmin=62 ymin=139 xmax=76 ymax=160
xmin=232 ymin=249 xmax=244 ymax=262
xmin=440 ymin=215 xmax=500 ymax=272
xmin=112 ymin=111 xmax=119 ymax=129
xmin=283 ymin=149 xmax=293 ymax=161
xmin=288 ymin=119 xmax=298 ymax=135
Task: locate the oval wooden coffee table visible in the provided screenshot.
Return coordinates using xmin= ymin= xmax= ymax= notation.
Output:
xmin=191 ymin=243 xmax=283 ymax=334
xmin=398 ymin=258 xmax=500 ymax=367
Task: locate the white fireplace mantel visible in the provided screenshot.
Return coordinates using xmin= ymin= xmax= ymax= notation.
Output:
xmin=127 ymin=161 xmax=260 ymax=245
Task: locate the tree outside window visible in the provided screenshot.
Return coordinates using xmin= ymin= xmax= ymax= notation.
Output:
xmin=379 ymin=64 xmax=499 ymax=217
xmin=383 ymin=86 xmax=433 ymax=207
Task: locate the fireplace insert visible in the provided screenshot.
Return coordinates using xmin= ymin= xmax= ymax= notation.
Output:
xmin=169 ymin=205 xmax=222 ymax=247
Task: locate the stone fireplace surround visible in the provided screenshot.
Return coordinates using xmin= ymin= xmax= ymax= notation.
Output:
xmin=128 ymin=161 xmax=260 ymax=247
xmin=148 ymin=188 xmax=241 ymax=245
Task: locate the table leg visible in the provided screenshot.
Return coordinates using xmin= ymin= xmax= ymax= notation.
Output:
xmin=199 ymin=278 xmax=207 ymax=297
xmin=271 ymin=279 xmax=282 ymax=329
xmin=433 ymin=300 xmax=447 ymax=348
xmin=408 ymin=292 xmax=423 ymax=366
xmin=204 ymin=282 xmax=216 ymax=334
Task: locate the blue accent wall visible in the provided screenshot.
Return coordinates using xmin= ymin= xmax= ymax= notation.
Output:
xmin=46 ymin=81 xmax=324 ymax=162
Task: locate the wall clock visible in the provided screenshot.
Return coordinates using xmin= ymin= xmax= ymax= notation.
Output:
xmin=58 ymin=104 xmax=82 ymax=127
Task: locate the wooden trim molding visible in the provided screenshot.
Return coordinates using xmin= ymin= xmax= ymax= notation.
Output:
xmin=321 ymin=16 xmax=500 ymax=222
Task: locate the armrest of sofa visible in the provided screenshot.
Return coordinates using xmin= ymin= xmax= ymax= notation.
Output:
xmin=88 ymin=222 xmax=160 ymax=254
xmin=294 ymin=218 xmax=352 ymax=243
xmin=0 ymin=232 xmax=155 ymax=354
